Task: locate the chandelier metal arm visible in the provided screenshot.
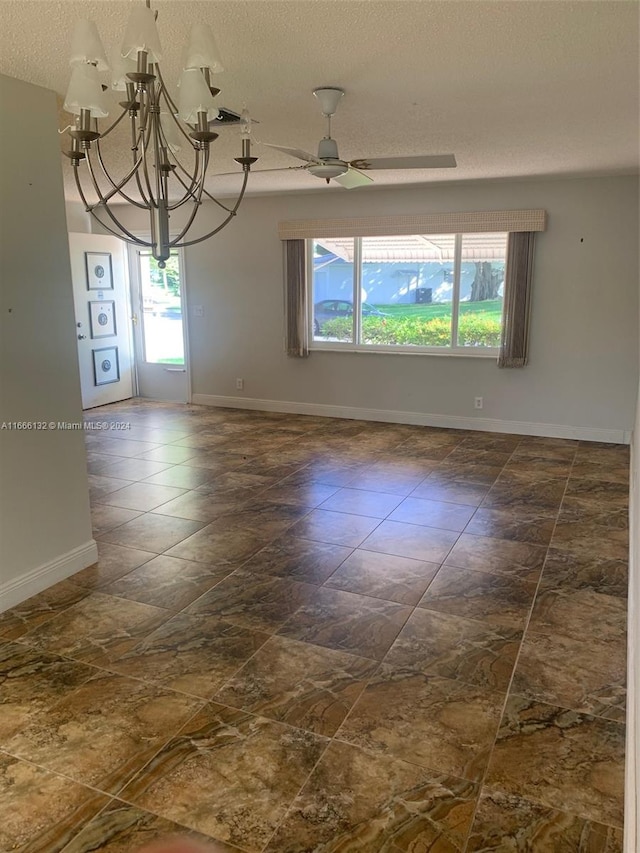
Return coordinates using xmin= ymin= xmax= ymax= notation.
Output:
xmin=129 ymin=114 xmax=151 ymax=206
xmin=167 ymin=149 xmax=208 ymax=210
xmin=170 ymin=147 xmax=210 ymax=244
xmin=73 ymin=165 xmax=149 ymax=247
xmin=93 ymin=140 xmax=149 ymax=208
xmin=84 ymin=145 xmax=147 ymax=211
xmin=139 ymin=105 xmax=158 ymax=206
xmin=94 ymin=100 xmax=131 ymax=140
xmin=62 ymin=1 xmax=257 ymax=265
xmin=173 ymin=169 xmax=249 ymax=248
xmin=86 ymin=207 xmax=152 ymax=248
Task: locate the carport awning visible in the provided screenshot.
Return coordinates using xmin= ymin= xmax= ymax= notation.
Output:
xmin=316 ymin=232 xmax=508 ymax=263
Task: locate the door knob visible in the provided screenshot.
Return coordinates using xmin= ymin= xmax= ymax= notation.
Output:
xmin=77 ymin=334 xmax=87 ymax=340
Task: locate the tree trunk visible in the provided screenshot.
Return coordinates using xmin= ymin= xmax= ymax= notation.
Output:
xmin=470 ymin=262 xmax=501 ymax=302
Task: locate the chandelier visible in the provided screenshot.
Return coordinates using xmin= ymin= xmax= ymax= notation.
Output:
xmin=62 ymin=0 xmax=257 ymax=267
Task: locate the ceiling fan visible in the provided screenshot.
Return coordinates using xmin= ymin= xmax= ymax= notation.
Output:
xmin=263 ymin=87 xmax=457 ymax=188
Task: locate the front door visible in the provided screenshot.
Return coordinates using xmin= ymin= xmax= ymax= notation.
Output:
xmin=69 ymin=233 xmax=134 ymax=409
xmin=128 ymin=247 xmax=189 ymax=402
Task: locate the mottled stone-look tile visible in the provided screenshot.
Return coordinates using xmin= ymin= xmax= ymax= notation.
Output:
xmin=388 ymin=495 xmax=476 ymax=532
xmin=570 ymin=458 xmax=629 ymax=485
xmin=0 ymin=642 xmax=97 ymax=740
xmin=512 ymin=631 xmax=626 ymax=722
xmin=317 ymin=487 xmax=404 ymax=519
xmin=71 ymin=542 xmax=155 ymax=589
xmin=467 ymin=789 xmax=623 ymax=852
xmin=563 ymin=477 xmax=629 ymax=509
xmin=504 ymin=453 xmax=574 ymax=477
xmin=98 ymin=457 xmax=173 ymax=481
xmin=0 ymin=579 xmax=89 ymax=640
xmin=241 ymin=535 xmax=352 ymax=584
xmin=551 ymin=507 xmax=628 ymax=561
xmin=143 ymin=462 xmax=219 ymax=489
xmin=482 ymin=470 xmax=567 ymax=510
xmin=257 ymin=480 xmax=340 ymax=508
xmin=385 ymin=609 xmax=521 ymax=691
xmin=102 ymin=481 xmax=188 ymax=512
xmin=165 ymin=523 xmax=271 ymax=565
xmin=324 ymin=548 xmax=439 ymax=605
xmin=443 ymin=532 xmax=546 ymax=582
xmin=425 ymin=462 xmax=501 ymax=486
xmin=0 ymin=751 xmax=109 ymax=853
xmin=19 ymin=592 xmax=170 ymax=666
xmin=278 ymin=587 xmax=412 ymax=660
xmin=90 ymin=503 xmax=143 ymax=536
xmin=2 ymin=671 xmax=202 ymax=794
xmin=101 ymin=554 xmax=232 ymax=611
xmin=337 ymin=665 xmax=503 ymax=781
xmin=410 ymin=476 xmax=491 ymax=507
xmin=98 ymin=513 xmax=206 ymax=554
xmin=265 ymin=740 xmax=479 ymax=853
xmin=109 ymin=613 xmax=269 ymax=698
xmin=288 ymin=507 xmax=381 ymax=547
xmin=215 ymin=635 xmax=377 ymax=736
xmin=360 ymin=519 xmax=459 ymax=563
xmin=539 ymin=547 xmax=628 ymax=599
xmin=119 ymin=703 xmax=328 ymax=852
xmin=346 ymin=464 xmax=431 ymax=496
xmin=485 ymin=696 xmax=625 ymax=826
xmin=185 ymin=570 xmax=317 ymax=633
xmin=63 ymin=800 xmax=240 ymax=853
xmin=464 ymin=506 xmax=557 ymax=546
xmin=88 ymin=473 xmax=132 ymax=502
xmin=419 ymin=566 xmax=536 ymax=630
xmin=528 ymin=588 xmax=627 ymax=646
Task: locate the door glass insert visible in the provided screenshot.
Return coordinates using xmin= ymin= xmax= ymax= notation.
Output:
xmin=139 ymin=251 xmax=185 ymax=364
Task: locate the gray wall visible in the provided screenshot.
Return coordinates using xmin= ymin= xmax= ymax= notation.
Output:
xmin=114 ymin=174 xmax=638 ymax=440
xmin=0 ymin=75 xmax=95 ymax=604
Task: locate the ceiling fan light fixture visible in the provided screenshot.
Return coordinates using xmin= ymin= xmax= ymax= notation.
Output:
xmin=308 ymin=160 xmax=348 ymax=180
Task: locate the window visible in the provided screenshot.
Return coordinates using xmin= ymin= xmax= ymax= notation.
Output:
xmin=310 ymin=232 xmax=508 ymax=354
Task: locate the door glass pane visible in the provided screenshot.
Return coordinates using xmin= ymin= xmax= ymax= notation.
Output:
xmin=361 ymin=234 xmax=455 ymax=346
xmin=311 ymin=238 xmax=354 ymax=343
xmin=458 ymin=232 xmax=506 ymax=348
xmin=139 ymin=251 xmax=185 ymax=364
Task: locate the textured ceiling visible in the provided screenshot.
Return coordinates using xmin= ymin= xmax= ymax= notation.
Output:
xmin=1 ymin=0 xmax=638 ymax=201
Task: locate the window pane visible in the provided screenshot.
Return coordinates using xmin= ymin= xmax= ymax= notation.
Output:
xmin=361 ymin=234 xmax=455 ymax=347
xmin=312 ymin=239 xmax=354 ymax=343
xmin=457 ymin=233 xmax=506 ymax=348
xmin=140 ymin=251 xmax=185 ymax=364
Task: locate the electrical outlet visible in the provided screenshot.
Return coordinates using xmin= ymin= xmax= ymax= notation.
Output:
xmin=236 ymin=378 xmax=244 ymax=390
xmin=474 ymin=396 xmax=484 ymax=410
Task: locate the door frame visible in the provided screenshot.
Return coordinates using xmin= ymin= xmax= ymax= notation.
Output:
xmin=126 ymin=239 xmax=193 ymax=404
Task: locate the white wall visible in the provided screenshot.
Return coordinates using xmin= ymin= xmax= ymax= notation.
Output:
xmin=114 ymin=174 xmax=638 ymax=442
xmin=0 ymin=74 xmax=97 ymax=609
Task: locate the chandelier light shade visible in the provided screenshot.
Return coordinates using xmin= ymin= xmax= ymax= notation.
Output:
xmin=62 ymin=0 xmax=257 ymax=267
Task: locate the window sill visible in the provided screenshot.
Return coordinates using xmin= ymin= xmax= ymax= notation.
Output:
xmin=309 ymin=343 xmax=499 ymax=358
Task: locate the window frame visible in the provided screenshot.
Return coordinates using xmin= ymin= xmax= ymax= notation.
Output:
xmin=307 ymin=234 xmax=505 ymax=357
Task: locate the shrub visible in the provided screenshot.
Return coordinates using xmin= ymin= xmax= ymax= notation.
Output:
xmin=319 ymin=313 xmax=501 ymax=348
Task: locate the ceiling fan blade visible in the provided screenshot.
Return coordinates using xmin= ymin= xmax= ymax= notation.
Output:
xmin=349 ymin=154 xmax=457 ymax=171
xmin=333 ymin=168 xmax=374 ymax=189
xmin=262 ymin=143 xmax=318 ymax=163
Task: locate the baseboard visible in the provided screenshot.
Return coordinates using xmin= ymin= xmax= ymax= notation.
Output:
xmin=625 ymin=426 xmax=638 ymax=853
xmin=191 ymin=394 xmax=630 ymax=444
xmin=0 ymin=540 xmax=98 ymax=612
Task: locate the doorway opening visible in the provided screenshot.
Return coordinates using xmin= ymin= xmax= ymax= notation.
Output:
xmin=129 ymin=247 xmax=190 ymax=402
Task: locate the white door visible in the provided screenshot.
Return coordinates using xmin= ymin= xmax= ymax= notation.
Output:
xmin=128 ymin=247 xmax=189 ymax=402
xmin=69 ymin=233 xmax=134 ymax=409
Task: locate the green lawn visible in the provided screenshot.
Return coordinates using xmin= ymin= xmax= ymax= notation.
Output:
xmin=374 ymin=299 xmax=503 ymax=321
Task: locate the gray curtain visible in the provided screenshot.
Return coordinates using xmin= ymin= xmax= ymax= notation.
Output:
xmin=284 ymin=239 xmax=309 ymax=357
xmin=498 ymin=231 xmax=536 ymax=368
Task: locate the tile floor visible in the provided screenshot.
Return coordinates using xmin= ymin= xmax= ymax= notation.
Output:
xmin=0 ymin=401 xmax=629 ymax=852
